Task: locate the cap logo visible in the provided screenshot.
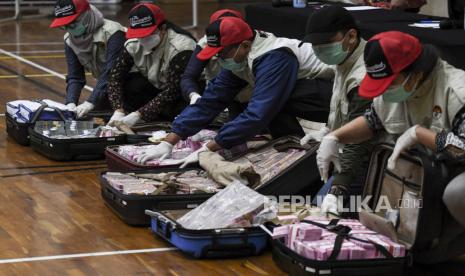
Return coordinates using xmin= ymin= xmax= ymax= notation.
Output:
xmin=55 ymin=4 xmax=75 ymax=17
xmin=366 ymin=62 xmax=386 ymax=74
xmin=207 ymin=35 xmax=220 ymax=47
xmin=130 ymin=15 xmax=154 ymax=28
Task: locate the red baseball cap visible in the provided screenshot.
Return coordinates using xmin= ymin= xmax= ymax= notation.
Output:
xmin=197 ymin=17 xmax=253 ymax=61
xmin=209 ymin=9 xmax=243 ymax=23
xmin=50 ymin=0 xmax=90 ymax=28
xmin=359 ymin=31 xmax=422 ymax=99
xmin=126 ymin=3 xmax=166 ymax=39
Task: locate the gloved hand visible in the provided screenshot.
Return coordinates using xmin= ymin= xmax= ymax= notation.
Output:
xmin=107 ymin=110 xmax=125 ymax=126
xmin=387 ymin=125 xmax=419 ymax=170
xmin=300 ymin=126 xmax=330 ymax=145
xmin=136 ymin=141 xmax=174 ymax=164
xmin=120 ymin=111 xmax=142 ymax=127
xmin=316 ymin=134 xmax=342 ymax=182
xmin=179 ymin=143 xmax=211 ymax=168
xmin=189 ymin=92 xmax=201 ymax=105
xmin=66 ymin=103 xmax=77 ymax=112
xmin=75 ymin=101 xmax=94 ymax=118
xmin=320 ymin=194 xmax=340 ymax=215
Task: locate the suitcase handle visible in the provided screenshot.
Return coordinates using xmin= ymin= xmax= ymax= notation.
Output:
xmin=213 ymin=228 xmax=246 ymax=235
xmin=145 ymin=210 xmax=176 ymax=238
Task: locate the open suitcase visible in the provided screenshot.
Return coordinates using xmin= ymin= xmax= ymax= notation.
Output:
xmin=100 ymin=136 xmax=323 ymax=226
xmin=29 ymin=121 xmax=126 ymax=161
xmin=145 ymin=209 xmax=269 ymax=258
xmin=105 ymin=128 xmax=218 ymax=172
xmin=271 ymin=143 xmax=465 ymax=275
xmin=5 ymin=103 xmax=74 ymax=146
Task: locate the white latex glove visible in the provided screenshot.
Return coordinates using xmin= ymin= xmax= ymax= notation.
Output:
xmin=387 ymin=125 xmax=419 ymax=170
xmin=189 ymin=92 xmax=201 ymax=105
xmin=119 ymin=111 xmax=142 ymax=127
xmin=107 ymin=110 xmax=125 ymax=126
xmin=136 ymin=141 xmax=174 ymax=164
xmin=300 ymin=126 xmax=330 ymax=145
xmin=320 ymin=194 xmax=340 ymax=215
xmin=179 ymin=143 xmax=211 ymax=168
xmin=66 ymin=103 xmax=77 ymax=112
xmin=316 ymin=135 xmax=342 ymax=182
xmin=76 ymin=101 xmax=94 ymax=118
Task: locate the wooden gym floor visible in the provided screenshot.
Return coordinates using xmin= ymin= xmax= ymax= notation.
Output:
xmin=0 ymin=1 xmax=464 ymax=275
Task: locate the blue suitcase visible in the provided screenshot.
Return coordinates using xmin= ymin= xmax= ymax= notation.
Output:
xmin=145 ymin=209 xmax=269 ymax=259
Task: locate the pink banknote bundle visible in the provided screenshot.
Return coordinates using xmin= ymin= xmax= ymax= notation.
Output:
xmin=272 ymin=216 xmax=406 ymax=261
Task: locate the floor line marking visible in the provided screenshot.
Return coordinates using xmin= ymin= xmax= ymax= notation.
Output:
xmin=0 ymin=247 xmax=177 ymax=264
xmin=0 ymin=48 xmax=93 ymax=92
xmin=0 ymin=55 xmax=65 ymax=60
xmin=0 ymin=72 xmax=92 ymax=79
xmin=8 ymin=50 xmax=65 ymax=54
xmin=0 ymin=42 xmax=63 ymax=46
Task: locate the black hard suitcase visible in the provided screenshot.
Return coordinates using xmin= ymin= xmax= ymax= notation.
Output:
xmin=145 ymin=209 xmax=269 ymax=259
xmin=5 ymin=104 xmax=71 ymax=146
xmin=5 ymin=113 xmax=33 ymax=146
xmin=100 ymin=136 xmax=323 ymax=226
xmin=29 ymin=125 xmax=126 ymax=161
xmin=271 ymin=143 xmax=465 ymax=275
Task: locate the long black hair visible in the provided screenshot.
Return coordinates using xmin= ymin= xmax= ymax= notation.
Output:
xmin=163 ymin=20 xmax=197 ymax=42
xmin=402 ymin=44 xmax=439 ymax=83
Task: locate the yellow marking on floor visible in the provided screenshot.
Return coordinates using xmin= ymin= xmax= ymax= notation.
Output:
xmin=0 ymin=55 xmax=65 ymax=60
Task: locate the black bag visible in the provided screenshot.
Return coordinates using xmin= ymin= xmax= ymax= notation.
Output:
xmin=271 ymin=218 xmax=406 ymax=276
xmin=29 ymin=122 xmax=126 ymax=161
xmin=101 ymin=136 xmax=323 ymax=226
xmin=5 ymin=102 xmax=70 ymax=146
xmin=145 ymin=209 xmax=269 ymax=258
xmin=270 ymin=143 xmax=465 ymax=275
xmin=360 ymin=143 xmax=465 ymax=264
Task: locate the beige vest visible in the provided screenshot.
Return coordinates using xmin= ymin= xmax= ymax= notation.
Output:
xmin=232 ymin=30 xmax=334 ymax=86
xmin=374 ymin=59 xmax=465 ymax=135
xmin=65 ymin=19 xmax=126 ymax=78
xmin=125 ymin=29 xmax=196 ymax=89
xmin=328 ymin=39 xmax=367 ymax=130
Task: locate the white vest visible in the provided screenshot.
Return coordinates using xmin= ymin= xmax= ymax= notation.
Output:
xmin=65 ymin=19 xmax=126 ymax=78
xmin=125 ymin=29 xmax=196 ymax=89
xmin=232 ymin=30 xmax=334 ymax=86
xmin=328 ymin=39 xmax=367 ymax=130
xmin=374 ymin=59 xmax=465 ymax=135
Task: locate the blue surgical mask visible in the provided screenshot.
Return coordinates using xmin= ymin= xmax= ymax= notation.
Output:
xmin=218 ymin=46 xmax=247 ymax=71
xmin=65 ymin=21 xmax=86 ymax=37
xmin=383 ymin=75 xmax=417 ymax=103
xmin=312 ymin=40 xmax=349 ymax=65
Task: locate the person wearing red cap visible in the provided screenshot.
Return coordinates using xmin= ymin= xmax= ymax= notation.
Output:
xmin=136 ymin=17 xmax=334 ymax=166
xmin=316 ymin=31 xmax=465 ymax=230
xmin=180 ymin=9 xmax=246 ymax=106
xmin=105 ymin=3 xmax=196 ymax=127
xmin=50 ymin=0 xmax=126 ymax=118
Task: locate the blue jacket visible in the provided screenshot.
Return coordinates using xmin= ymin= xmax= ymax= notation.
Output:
xmin=180 ymin=45 xmax=208 ymax=101
xmin=65 ymin=30 xmax=125 ymax=106
xmin=172 ymin=48 xmax=299 ymax=149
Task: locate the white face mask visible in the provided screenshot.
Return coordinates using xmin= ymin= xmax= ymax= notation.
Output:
xmin=139 ymin=33 xmax=161 ymax=54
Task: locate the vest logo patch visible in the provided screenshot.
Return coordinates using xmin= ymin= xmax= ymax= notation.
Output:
xmin=433 ymin=105 xmax=442 ymax=120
